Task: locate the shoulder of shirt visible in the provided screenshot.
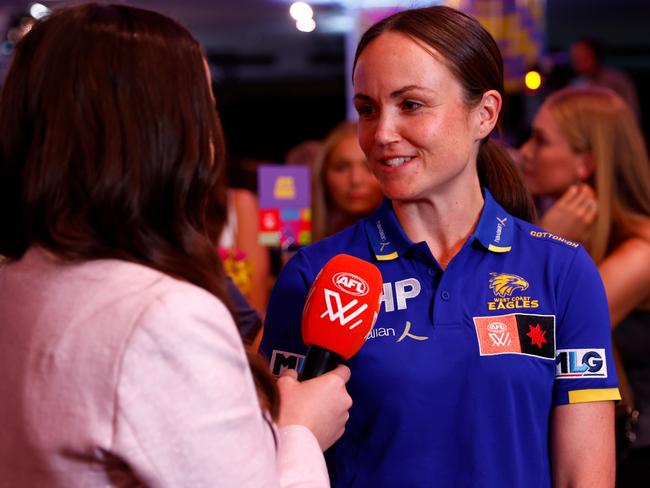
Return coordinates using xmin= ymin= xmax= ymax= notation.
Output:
xmin=514 ymin=219 xmax=583 ymax=253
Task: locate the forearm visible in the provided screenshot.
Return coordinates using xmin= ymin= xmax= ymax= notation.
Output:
xmin=551 ymin=402 xmax=615 ymax=487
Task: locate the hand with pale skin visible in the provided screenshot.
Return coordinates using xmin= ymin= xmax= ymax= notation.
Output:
xmin=276 ymin=365 xmax=352 ymax=450
xmin=539 ymin=184 xmax=598 ymax=243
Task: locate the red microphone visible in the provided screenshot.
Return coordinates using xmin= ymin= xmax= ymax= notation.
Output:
xmin=299 ymin=254 xmax=383 ymax=380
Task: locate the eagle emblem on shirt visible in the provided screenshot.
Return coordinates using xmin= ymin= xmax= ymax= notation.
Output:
xmin=489 ymin=272 xmax=529 ymax=297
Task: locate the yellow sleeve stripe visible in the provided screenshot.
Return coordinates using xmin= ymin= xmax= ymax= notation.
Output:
xmin=487 ymin=244 xmax=512 ymax=253
xmin=375 ymin=251 xmax=399 ymax=261
xmin=568 ymin=388 xmax=621 ymax=404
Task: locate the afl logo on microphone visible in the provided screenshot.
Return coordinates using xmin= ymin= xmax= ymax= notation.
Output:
xmin=333 ymin=272 xmax=369 ymax=296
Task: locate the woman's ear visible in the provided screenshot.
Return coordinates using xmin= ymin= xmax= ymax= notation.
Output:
xmin=576 ymin=150 xmax=595 ymax=180
xmin=474 ymin=90 xmax=502 ymax=139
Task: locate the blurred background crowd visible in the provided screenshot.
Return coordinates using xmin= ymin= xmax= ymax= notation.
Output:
xmin=1 ymin=0 xmax=647 ymax=164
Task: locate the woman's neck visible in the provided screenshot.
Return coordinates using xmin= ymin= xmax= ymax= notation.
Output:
xmin=393 ymin=188 xmax=484 ymax=270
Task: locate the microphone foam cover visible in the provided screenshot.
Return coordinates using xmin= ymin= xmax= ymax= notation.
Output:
xmin=301 ymin=254 xmax=383 ymax=359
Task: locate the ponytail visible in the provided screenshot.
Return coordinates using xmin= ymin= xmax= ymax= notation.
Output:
xmin=477 ymin=139 xmax=536 ymax=222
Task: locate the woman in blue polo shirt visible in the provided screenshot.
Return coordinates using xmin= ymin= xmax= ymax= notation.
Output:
xmin=261 ymin=6 xmax=620 ymax=487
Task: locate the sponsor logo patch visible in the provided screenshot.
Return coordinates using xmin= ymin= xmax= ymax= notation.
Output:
xmin=473 ymin=313 xmax=555 ymax=359
xmin=270 ymin=350 xmax=305 ymax=376
xmin=365 ymin=326 xmax=396 ymax=340
xmin=494 ymin=216 xmax=507 ymax=243
xmin=529 ymin=230 xmax=579 ymax=248
xmin=555 ymin=349 xmax=608 ymax=378
xmin=487 ymin=272 xmax=540 ymax=310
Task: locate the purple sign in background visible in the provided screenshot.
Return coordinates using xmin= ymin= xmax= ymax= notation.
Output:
xmin=258 ymin=164 xmax=311 ymax=208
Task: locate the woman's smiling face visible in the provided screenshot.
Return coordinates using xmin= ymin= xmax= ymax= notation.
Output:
xmin=353 ymin=31 xmax=484 ymax=202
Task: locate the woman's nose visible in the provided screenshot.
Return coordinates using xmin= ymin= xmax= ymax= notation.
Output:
xmin=349 ymin=165 xmax=368 ymax=186
xmin=373 ymin=112 xmax=400 ymax=147
xmin=519 ymin=139 xmax=533 ymax=162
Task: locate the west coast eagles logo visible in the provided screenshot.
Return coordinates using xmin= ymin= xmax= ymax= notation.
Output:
xmin=487 ymin=272 xmax=539 ymax=310
xmin=489 ymin=273 xmax=529 ymax=297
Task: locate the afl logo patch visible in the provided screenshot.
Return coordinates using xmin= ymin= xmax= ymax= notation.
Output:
xmin=473 ymin=313 xmax=555 ymax=359
xmin=333 ymin=272 xmax=369 ymax=296
xmin=487 ymin=321 xmax=508 ymax=332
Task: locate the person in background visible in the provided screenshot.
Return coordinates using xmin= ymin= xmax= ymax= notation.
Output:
xmin=285 ymin=139 xmax=323 ymax=167
xmin=311 ymin=121 xmax=383 ymax=242
xmin=261 ymin=6 xmax=619 ymax=487
xmin=520 ymin=85 xmax=650 ymax=487
xmin=0 ymin=4 xmax=352 ymax=486
xmin=219 ymin=185 xmax=271 ymax=316
xmin=226 ymin=276 xmax=263 ymax=345
xmin=219 ymin=185 xmax=271 ymax=350
xmin=570 ymin=38 xmax=640 ymax=120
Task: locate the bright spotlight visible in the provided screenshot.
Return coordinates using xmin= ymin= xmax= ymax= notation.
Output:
xmin=296 ymin=18 xmax=316 ymax=33
xmin=525 ymin=70 xmax=542 ymax=91
xmin=29 ymin=3 xmax=50 ymax=20
xmin=290 ymin=2 xmax=313 ymax=21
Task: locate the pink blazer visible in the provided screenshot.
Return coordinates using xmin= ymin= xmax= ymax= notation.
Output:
xmin=0 ymin=248 xmax=328 ymax=487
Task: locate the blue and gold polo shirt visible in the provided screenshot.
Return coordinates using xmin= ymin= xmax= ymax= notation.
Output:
xmin=261 ymin=189 xmax=619 ymax=488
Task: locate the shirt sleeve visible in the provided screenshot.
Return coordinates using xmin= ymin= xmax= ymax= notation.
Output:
xmin=226 ymin=276 xmax=262 ymax=344
xmin=112 ymin=284 xmax=328 ymax=487
xmin=553 ymin=246 xmax=621 ymax=405
xmin=260 ymin=251 xmax=313 ymax=375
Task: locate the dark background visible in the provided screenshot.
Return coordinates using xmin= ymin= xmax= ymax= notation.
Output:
xmin=211 ymin=0 xmax=650 ymax=160
xmin=2 ymin=0 xmax=648 ymax=161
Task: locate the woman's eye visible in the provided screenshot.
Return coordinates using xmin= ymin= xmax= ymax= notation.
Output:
xmin=530 ymin=130 xmax=548 ymax=147
xmin=355 ymin=104 xmax=375 ymax=118
xmin=402 ymin=100 xmax=422 ymax=111
xmin=328 ymin=161 xmax=350 ymax=173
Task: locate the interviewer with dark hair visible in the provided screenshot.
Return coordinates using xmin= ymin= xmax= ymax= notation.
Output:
xmin=0 ymin=3 xmax=351 ymax=486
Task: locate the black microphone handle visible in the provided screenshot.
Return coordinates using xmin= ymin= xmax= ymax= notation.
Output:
xmin=299 ymin=345 xmax=341 ymax=381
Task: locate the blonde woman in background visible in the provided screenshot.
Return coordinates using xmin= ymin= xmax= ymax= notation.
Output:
xmin=520 ymin=86 xmax=650 ymax=486
xmin=311 ymin=121 xmax=383 ymax=242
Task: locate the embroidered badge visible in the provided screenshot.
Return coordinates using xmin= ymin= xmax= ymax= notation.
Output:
xmin=486 ymin=272 xmax=540 ymax=311
xmin=473 ymin=313 xmax=555 ymax=359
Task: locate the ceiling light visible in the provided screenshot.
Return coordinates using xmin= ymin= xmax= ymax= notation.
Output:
xmin=290 ymin=2 xmax=314 ymax=21
xmin=296 ymin=18 xmax=316 ymax=32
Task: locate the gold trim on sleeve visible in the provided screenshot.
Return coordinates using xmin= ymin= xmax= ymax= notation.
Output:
xmin=568 ymin=388 xmax=621 ymax=404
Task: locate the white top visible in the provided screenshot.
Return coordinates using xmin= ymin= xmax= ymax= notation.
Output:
xmin=0 ymin=247 xmax=328 ymax=487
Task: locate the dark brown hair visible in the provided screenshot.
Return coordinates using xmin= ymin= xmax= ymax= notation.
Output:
xmin=353 ymin=5 xmax=535 ymax=221
xmin=0 ymin=3 xmax=278 ymax=417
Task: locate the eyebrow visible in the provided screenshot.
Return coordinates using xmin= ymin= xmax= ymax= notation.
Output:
xmin=354 ymin=84 xmax=433 ymax=102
